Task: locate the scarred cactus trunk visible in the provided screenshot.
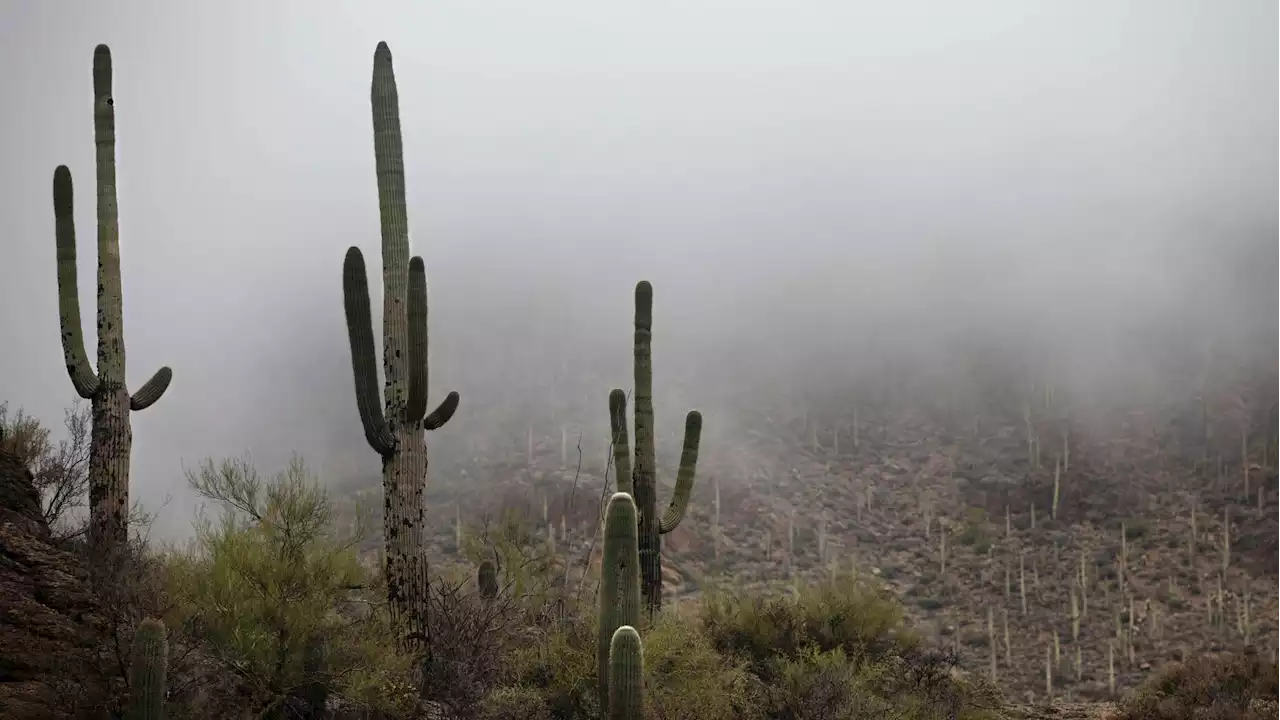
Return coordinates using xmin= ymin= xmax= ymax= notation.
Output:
xmin=342 ymin=42 xmax=459 ymax=650
xmin=610 ymin=281 xmax=702 ymax=615
xmin=52 ymin=44 xmax=173 ymax=556
xmin=597 ymin=492 xmax=640 ymax=714
xmin=127 ymin=618 xmax=168 ymax=720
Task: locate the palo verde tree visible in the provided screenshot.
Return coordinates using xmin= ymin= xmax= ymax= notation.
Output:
xmin=608 ymin=281 xmax=702 ymax=615
xmin=52 ymin=44 xmax=173 ymax=554
xmin=342 ymin=41 xmax=460 ymax=648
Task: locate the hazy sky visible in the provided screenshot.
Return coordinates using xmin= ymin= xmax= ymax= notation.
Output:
xmin=0 ymin=1 xmax=1275 ymax=538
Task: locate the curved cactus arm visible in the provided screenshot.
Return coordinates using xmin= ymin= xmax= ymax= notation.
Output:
xmin=659 ymin=409 xmax=701 ymax=534
xmin=424 ymin=391 xmax=460 ymax=430
xmin=129 ymin=366 xmax=173 ymax=410
xmin=608 ymin=625 xmax=644 ymax=720
xmin=609 ymin=389 xmax=633 ymax=496
xmin=405 ymin=256 xmax=428 ymax=422
xmin=343 ymin=247 xmax=395 ymax=455
xmin=52 ymin=166 xmax=99 ymax=399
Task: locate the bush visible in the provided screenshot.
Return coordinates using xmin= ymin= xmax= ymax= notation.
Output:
xmin=162 ymin=455 xmax=418 ymax=719
xmin=1117 ymin=650 xmax=1279 ymax=720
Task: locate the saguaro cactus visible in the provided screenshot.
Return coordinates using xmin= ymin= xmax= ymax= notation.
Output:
xmin=608 ymin=626 xmax=644 ymax=720
xmin=343 ymin=41 xmax=460 ymax=648
xmin=609 ymin=281 xmax=702 ymax=613
xmin=597 ymin=492 xmax=641 ymax=714
xmin=53 ymin=45 xmax=173 ymax=554
xmin=127 ymin=618 xmax=168 ymax=720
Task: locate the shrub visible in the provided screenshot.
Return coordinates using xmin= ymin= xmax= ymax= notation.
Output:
xmin=1117 ymin=650 xmax=1279 ymax=720
xmin=163 ymin=455 xmax=418 ymax=719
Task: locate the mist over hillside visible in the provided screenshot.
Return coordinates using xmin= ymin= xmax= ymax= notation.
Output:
xmin=0 ymin=1 xmax=1274 ymax=542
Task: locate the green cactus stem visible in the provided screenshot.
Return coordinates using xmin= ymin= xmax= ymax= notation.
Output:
xmin=478 ymin=560 xmax=498 ymax=599
xmin=597 ymin=492 xmax=641 ymax=714
xmin=610 ymin=281 xmax=702 ymax=614
xmin=127 ymin=618 xmax=168 ymax=720
xmin=53 ymin=44 xmax=173 ymax=555
xmin=608 ymin=625 xmax=644 ymax=720
xmin=342 ymin=41 xmax=460 ymax=649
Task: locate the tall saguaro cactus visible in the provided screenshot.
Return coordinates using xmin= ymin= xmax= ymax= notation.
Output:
xmin=597 ymin=492 xmax=641 ymax=714
xmin=52 ymin=44 xmax=173 ymax=554
xmin=342 ymin=42 xmax=460 ymax=648
xmin=609 ymin=281 xmax=702 ymax=614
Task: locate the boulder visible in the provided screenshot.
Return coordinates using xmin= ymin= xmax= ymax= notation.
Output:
xmin=0 ymin=449 xmax=111 ymax=719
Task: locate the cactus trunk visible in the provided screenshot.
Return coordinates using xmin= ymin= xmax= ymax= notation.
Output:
xmin=53 ymin=45 xmax=173 ymax=555
xmin=343 ymin=42 xmax=459 ymax=650
xmin=613 ymin=281 xmax=701 ymax=615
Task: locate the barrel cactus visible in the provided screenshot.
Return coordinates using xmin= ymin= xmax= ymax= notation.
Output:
xmin=53 ymin=44 xmax=173 ymax=554
xmin=609 ymin=281 xmax=702 ymax=613
xmin=127 ymin=618 xmax=168 ymax=720
xmin=597 ymin=492 xmax=641 ymax=714
xmin=342 ymin=41 xmax=460 ymax=648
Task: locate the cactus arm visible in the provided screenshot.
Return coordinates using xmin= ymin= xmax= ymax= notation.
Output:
xmin=608 ymin=625 xmax=644 ymax=720
xmin=609 ymin=389 xmax=633 ymax=496
xmin=658 ymin=410 xmax=701 ymax=534
xmin=52 ymin=166 xmax=99 ymax=398
xmin=129 ymin=367 xmax=173 ymax=411
xmin=405 ymin=256 xmax=428 ymax=422
xmin=127 ymin=617 xmax=168 ymax=720
xmin=423 ymin=391 xmax=459 ymax=431
xmin=343 ymin=247 xmax=395 ymax=455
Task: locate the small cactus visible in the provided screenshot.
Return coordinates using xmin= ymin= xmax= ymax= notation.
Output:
xmin=597 ymin=492 xmax=641 ymax=714
xmin=127 ymin=618 xmax=168 ymax=720
xmin=608 ymin=626 xmax=644 ymax=720
xmin=478 ymin=560 xmax=498 ymax=599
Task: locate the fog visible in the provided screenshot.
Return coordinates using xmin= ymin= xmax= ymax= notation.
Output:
xmin=0 ymin=1 xmax=1275 ymax=540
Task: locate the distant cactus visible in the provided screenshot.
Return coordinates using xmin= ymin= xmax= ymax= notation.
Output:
xmin=608 ymin=281 xmax=702 ymax=613
xmin=598 ymin=492 xmax=641 ymax=714
xmin=127 ymin=618 xmax=168 ymax=720
xmin=342 ymin=41 xmax=460 ymax=648
xmin=52 ymin=44 xmax=173 ymax=554
xmin=478 ymin=560 xmax=498 ymax=599
xmin=608 ymin=626 xmax=644 ymax=720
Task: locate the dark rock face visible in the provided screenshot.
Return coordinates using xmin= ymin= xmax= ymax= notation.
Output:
xmin=0 ymin=450 xmax=110 ymax=719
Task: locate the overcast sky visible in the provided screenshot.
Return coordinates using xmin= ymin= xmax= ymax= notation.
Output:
xmin=0 ymin=1 xmax=1275 ymax=538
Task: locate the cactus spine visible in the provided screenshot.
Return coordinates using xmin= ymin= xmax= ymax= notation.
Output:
xmin=53 ymin=45 xmax=173 ymax=554
xmin=598 ymin=492 xmax=641 ymax=714
xmin=343 ymin=42 xmax=460 ymax=648
xmin=127 ymin=618 xmax=168 ymax=720
xmin=609 ymin=281 xmax=702 ymax=614
xmin=608 ymin=626 xmax=644 ymax=720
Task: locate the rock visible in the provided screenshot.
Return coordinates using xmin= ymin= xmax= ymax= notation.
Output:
xmin=0 ymin=450 xmax=112 ymax=719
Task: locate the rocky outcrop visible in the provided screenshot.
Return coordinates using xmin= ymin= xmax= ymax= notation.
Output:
xmin=0 ymin=449 xmax=111 ymax=719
